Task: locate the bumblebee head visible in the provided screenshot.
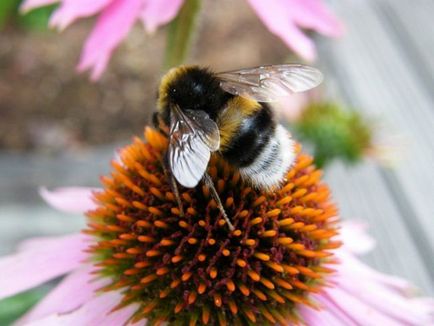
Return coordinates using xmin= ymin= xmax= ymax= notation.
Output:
xmin=157 ymin=66 xmax=231 ymax=122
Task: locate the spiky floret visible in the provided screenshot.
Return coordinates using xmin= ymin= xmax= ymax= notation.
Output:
xmin=85 ymin=128 xmax=340 ymax=325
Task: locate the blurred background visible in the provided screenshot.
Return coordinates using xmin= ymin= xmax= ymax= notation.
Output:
xmin=0 ymin=0 xmax=433 ymax=323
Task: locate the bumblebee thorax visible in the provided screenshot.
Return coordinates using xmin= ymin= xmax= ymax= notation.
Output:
xmin=157 ymin=65 xmax=232 ymax=121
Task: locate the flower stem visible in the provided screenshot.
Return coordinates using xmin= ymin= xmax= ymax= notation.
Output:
xmin=164 ymin=0 xmax=201 ymax=69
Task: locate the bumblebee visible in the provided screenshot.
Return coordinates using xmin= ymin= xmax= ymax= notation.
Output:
xmin=153 ymin=64 xmax=323 ymax=229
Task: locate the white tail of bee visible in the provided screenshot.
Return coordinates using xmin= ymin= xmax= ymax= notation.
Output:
xmin=239 ymin=125 xmax=295 ymax=191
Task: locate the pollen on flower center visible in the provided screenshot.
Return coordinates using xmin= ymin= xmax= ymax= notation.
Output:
xmin=85 ymin=127 xmax=340 ymax=325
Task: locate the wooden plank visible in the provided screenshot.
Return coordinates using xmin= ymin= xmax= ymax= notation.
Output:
xmin=374 ymin=0 xmax=434 ymax=95
xmin=0 ymin=146 xmax=115 ymax=204
xmin=318 ymin=0 xmax=434 ymax=282
xmin=0 ymin=205 xmax=85 ymax=256
xmin=0 ymin=148 xmax=115 ymax=255
xmin=315 ymin=72 xmax=434 ymax=294
xmin=325 ymin=161 xmax=434 ymax=294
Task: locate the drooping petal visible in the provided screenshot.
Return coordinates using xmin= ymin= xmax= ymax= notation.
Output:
xmin=20 ymin=0 xmax=59 ymax=14
xmin=77 ymin=0 xmax=142 ymax=80
xmin=336 ymin=250 xmax=414 ymax=295
xmin=338 ymin=221 xmax=375 ymax=255
xmin=326 ymin=287 xmax=397 ymax=324
xmin=335 ymin=271 xmax=434 ymax=325
xmin=246 ymin=0 xmax=343 ymax=61
xmin=299 ymin=299 xmax=357 ymax=326
xmin=247 ymin=0 xmax=315 ymax=61
xmin=279 ymin=19 xmax=317 ymax=61
xmin=303 ymin=273 xmax=434 ymax=326
xmin=335 ymin=221 xmax=413 ymax=292
xmin=17 ymin=266 xmax=108 ymax=325
xmin=299 ymin=222 xmax=434 ymax=325
xmin=25 ymin=291 xmax=142 ymax=326
xmin=49 ymin=0 xmax=113 ymax=31
xmin=0 ymin=233 xmax=89 ymax=300
xmin=291 ymin=0 xmax=344 ymax=37
xmin=140 ymin=0 xmax=184 ymax=34
xmin=39 ymin=187 xmax=99 ymax=214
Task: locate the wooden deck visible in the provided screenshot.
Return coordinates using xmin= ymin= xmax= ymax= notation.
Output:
xmin=318 ymin=0 xmax=434 ymax=294
xmin=0 ymin=0 xmax=432 ymax=298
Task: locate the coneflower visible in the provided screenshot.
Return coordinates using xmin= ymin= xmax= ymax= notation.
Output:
xmin=0 ymin=128 xmax=432 ymax=325
xmin=86 ymin=127 xmax=339 ymax=325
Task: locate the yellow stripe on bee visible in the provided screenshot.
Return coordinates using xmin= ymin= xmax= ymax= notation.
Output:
xmin=157 ymin=65 xmax=191 ymax=111
xmin=217 ymin=96 xmax=261 ymax=149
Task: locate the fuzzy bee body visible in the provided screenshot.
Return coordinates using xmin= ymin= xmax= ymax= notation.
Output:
xmin=157 ymin=65 xmax=316 ymax=190
xmin=154 ymin=65 xmax=322 ymax=229
xmin=217 ymin=97 xmax=294 ymax=190
xmin=155 ymin=65 xmax=322 ymax=193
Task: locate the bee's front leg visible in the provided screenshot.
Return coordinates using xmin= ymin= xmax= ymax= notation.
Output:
xmin=152 ymin=112 xmax=169 ymax=137
xmin=153 ymin=112 xmax=183 ymax=214
xmin=162 ymin=151 xmax=184 ymax=217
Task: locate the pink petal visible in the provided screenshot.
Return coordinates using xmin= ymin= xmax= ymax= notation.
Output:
xmin=49 ymin=0 xmax=113 ymax=31
xmin=336 ymin=249 xmax=414 ymax=294
xmin=77 ymin=0 xmax=142 ymax=80
xmin=279 ymin=21 xmax=317 ymax=61
xmin=325 ymin=287 xmax=409 ymax=325
xmin=338 ymin=220 xmax=376 ymax=255
xmin=299 ymin=300 xmax=357 ymax=326
xmin=247 ymin=0 xmax=316 ymax=61
xmin=334 ymin=221 xmax=410 ymax=291
xmin=17 ymin=266 xmax=109 ymax=325
xmin=291 ymin=0 xmax=344 ymax=37
xmin=25 ymin=291 xmax=142 ymax=326
xmin=141 ymin=0 xmax=184 ymax=34
xmin=0 ymin=233 xmax=89 ymax=300
xmin=20 ymin=0 xmax=59 ymax=14
xmin=336 ymin=273 xmax=434 ymax=324
xmin=300 ymin=222 xmax=434 ymax=324
xmin=39 ymin=187 xmax=99 ymax=214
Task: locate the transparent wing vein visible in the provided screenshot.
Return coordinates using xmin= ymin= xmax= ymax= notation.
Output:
xmin=218 ymin=64 xmax=323 ymax=102
xmin=168 ymin=107 xmax=220 ymax=188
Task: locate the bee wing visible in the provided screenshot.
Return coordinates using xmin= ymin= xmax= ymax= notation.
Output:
xmin=168 ymin=106 xmax=220 ymax=188
xmin=217 ymin=64 xmax=323 ymax=102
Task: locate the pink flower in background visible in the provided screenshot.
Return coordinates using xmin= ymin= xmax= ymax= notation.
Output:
xmin=1 ymin=187 xmax=432 ymax=325
xmin=21 ymin=0 xmax=343 ymax=80
xmin=20 ymin=0 xmax=184 ymax=80
xmin=247 ymin=0 xmax=344 ymax=61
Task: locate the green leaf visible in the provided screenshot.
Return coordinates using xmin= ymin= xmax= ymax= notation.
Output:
xmin=0 ymin=286 xmax=51 ymax=325
xmin=164 ymin=0 xmax=201 ymax=69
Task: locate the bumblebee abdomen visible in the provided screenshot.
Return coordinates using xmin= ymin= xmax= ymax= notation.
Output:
xmin=238 ymin=124 xmax=295 ymax=190
xmin=219 ymin=100 xmax=294 ymax=190
xmin=220 ymin=102 xmax=274 ymax=168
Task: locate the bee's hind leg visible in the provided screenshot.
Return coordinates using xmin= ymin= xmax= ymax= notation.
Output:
xmin=203 ymin=173 xmax=234 ymax=231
